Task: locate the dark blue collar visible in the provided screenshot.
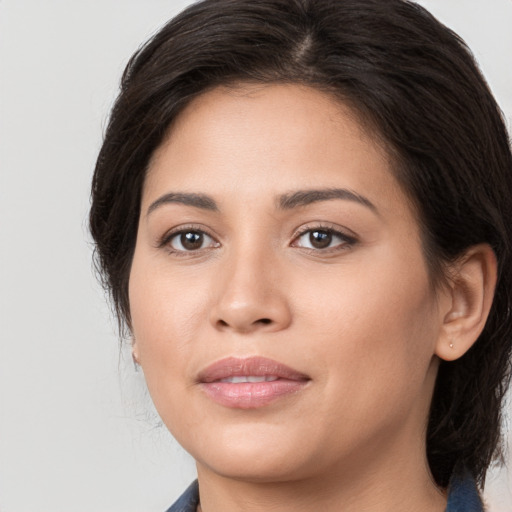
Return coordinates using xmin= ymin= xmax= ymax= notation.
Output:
xmin=166 ymin=480 xmax=199 ymax=512
xmin=446 ymin=468 xmax=485 ymax=512
xmin=166 ymin=471 xmax=484 ymax=512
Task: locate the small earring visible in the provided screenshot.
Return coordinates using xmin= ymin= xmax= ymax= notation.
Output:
xmin=449 ymin=341 xmax=454 ymax=349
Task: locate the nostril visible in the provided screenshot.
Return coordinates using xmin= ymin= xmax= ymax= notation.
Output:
xmin=258 ymin=318 xmax=272 ymax=325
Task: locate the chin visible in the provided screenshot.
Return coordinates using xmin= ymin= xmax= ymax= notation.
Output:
xmin=198 ymin=453 xmax=314 ymax=484
xmin=184 ymin=423 xmax=321 ymax=483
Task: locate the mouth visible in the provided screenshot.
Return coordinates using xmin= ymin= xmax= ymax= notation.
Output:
xmin=197 ymin=356 xmax=310 ymax=409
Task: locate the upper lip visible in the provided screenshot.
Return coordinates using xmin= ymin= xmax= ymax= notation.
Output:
xmin=197 ymin=356 xmax=310 ymax=383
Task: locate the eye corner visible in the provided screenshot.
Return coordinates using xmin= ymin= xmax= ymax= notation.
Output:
xmin=291 ymin=223 xmax=358 ymax=253
xmin=157 ymin=225 xmax=221 ymax=256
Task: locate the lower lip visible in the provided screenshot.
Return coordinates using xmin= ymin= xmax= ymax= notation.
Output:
xmin=201 ymin=380 xmax=308 ymax=409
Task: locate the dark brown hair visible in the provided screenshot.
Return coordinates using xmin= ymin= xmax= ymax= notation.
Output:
xmin=90 ymin=0 xmax=512 ymax=488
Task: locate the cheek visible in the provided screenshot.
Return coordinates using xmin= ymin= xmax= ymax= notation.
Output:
xmin=128 ymin=249 xmax=209 ymax=377
xmin=293 ymin=248 xmax=439 ymax=402
xmin=128 ymin=257 xmax=212 ymax=434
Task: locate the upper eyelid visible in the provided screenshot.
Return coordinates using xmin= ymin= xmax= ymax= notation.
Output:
xmin=292 ymin=223 xmax=357 ymax=240
xmin=158 ymin=224 xmax=219 ymax=248
xmin=290 ymin=225 xmax=359 ymax=253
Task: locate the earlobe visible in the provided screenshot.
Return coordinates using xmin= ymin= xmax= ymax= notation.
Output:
xmin=132 ymin=337 xmax=141 ymax=368
xmin=435 ymin=244 xmax=497 ymax=362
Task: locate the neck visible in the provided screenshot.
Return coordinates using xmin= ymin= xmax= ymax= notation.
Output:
xmin=195 ymin=443 xmax=446 ymax=512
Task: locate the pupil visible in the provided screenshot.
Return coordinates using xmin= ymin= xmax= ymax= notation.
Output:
xmin=181 ymin=232 xmax=203 ymax=250
xmin=310 ymin=230 xmax=331 ymax=249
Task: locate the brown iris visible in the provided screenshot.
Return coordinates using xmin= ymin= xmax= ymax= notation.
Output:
xmin=309 ymin=230 xmax=332 ymax=249
xmin=180 ymin=231 xmax=204 ymax=250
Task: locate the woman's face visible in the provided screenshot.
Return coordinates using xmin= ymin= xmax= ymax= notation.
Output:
xmin=129 ymin=84 xmax=445 ymax=484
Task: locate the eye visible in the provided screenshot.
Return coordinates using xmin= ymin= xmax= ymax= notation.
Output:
xmin=293 ymin=227 xmax=356 ymax=251
xmin=166 ymin=230 xmax=218 ymax=252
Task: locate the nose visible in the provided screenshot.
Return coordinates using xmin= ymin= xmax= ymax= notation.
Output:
xmin=209 ymin=248 xmax=292 ymax=334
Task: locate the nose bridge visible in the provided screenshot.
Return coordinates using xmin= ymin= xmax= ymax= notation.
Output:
xmin=210 ymin=235 xmax=291 ymax=333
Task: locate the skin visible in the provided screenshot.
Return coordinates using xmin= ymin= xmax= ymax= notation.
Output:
xmin=129 ymin=84 xmax=493 ymax=512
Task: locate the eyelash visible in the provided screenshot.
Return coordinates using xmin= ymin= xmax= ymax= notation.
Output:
xmin=158 ymin=225 xmax=219 ymax=256
xmin=291 ymin=223 xmax=357 ymax=253
xmin=158 ymin=223 xmax=357 ymax=256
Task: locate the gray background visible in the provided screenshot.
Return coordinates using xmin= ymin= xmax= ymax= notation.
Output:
xmin=1 ymin=1 xmax=511 ymax=511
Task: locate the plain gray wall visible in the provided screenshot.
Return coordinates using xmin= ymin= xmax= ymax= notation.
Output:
xmin=1 ymin=1 xmax=510 ymax=511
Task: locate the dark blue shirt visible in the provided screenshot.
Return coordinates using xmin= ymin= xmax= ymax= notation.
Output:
xmin=166 ymin=470 xmax=485 ymax=512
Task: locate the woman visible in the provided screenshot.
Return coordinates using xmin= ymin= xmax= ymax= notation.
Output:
xmin=89 ymin=0 xmax=512 ymax=510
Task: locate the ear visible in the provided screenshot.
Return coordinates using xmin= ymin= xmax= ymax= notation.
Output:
xmin=131 ymin=337 xmax=140 ymax=366
xmin=435 ymin=244 xmax=497 ymax=361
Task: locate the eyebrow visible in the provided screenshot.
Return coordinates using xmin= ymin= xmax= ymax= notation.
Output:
xmin=278 ymin=188 xmax=377 ymax=212
xmin=147 ymin=192 xmax=219 ymax=216
xmin=146 ymin=187 xmax=377 ymax=216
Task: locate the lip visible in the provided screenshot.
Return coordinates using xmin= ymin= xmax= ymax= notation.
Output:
xmin=197 ymin=356 xmax=310 ymax=409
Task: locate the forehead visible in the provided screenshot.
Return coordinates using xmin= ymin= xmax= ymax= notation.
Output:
xmin=144 ymin=83 xmax=407 ymax=217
